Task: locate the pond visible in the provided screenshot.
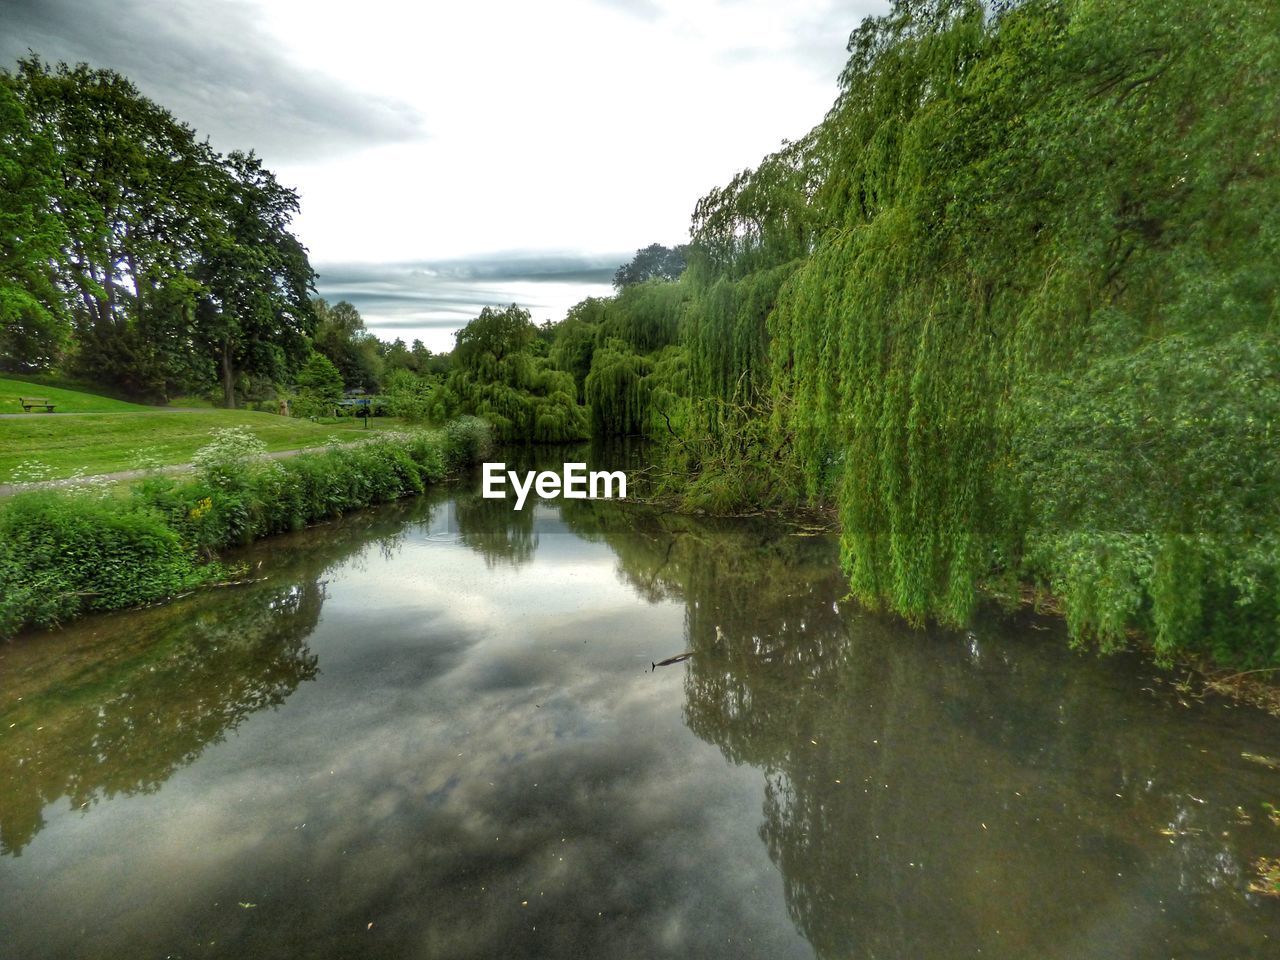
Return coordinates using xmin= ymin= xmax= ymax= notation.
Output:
xmin=1 ymin=487 xmax=1279 ymax=958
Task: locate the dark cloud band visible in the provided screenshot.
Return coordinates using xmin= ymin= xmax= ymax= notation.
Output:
xmin=313 ymin=253 xmax=623 ymax=345
xmin=0 ymin=0 xmax=424 ymax=160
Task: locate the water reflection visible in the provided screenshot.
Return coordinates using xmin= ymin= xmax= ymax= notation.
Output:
xmin=0 ymin=500 xmax=433 ymax=856
xmin=0 ymin=491 xmax=1278 ymax=960
xmin=568 ymin=500 xmax=1280 ymax=958
xmin=450 ymin=490 xmax=539 ymax=567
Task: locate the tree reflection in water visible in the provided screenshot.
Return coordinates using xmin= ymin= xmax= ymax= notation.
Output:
xmin=2 ymin=492 xmax=1278 ymax=959
xmin=561 ymin=498 xmax=1280 ymax=959
xmin=0 ymin=500 xmax=433 ymax=857
xmin=451 ymin=490 xmax=538 ymax=568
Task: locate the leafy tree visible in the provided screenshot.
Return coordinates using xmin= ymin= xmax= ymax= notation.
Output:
xmin=313 ymin=298 xmax=381 ymax=392
xmin=382 ymin=367 xmax=434 ymax=422
xmin=453 ymin=302 xmax=536 ymax=369
xmin=380 ymin=337 xmax=414 ymax=373
xmin=197 ymin=152 xmax=315 ymax=407
xmin=410 ymin=338 xmax=445 ymax=374
xmin=294 ymin=352 xmax=344 ymax=416
xmin=549 ymin=297 xmax=608 ymax=401
xmin=6 ymin=57 xmax=219 ymax=396
xmin=429 ymin=304 xmax=586 ymax=441
xmin=2 ymin=57 xmax=314 ymax=403
xmin=665 ymin=0 xmax=1280 ymax=666
xmin=0 ymin=81 xmax=68 ymax=370
xmin=584 ymin=339 xmax=653 ymax=436
xmin=613 ymin=243 xmax=688 ymax=288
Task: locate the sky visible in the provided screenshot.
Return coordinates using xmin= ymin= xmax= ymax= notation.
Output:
xmin=1 ymin=0 xmax=888 ymax=350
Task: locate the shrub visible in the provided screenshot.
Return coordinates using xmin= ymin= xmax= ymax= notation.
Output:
xmin=441 ymin=416 xmax=494 ymax=470
xmin=190 ymin=426 xmax=273 ymax=492
xmin=0 ymin=492 xmax=209 ymax=635
xmin=0 ymin=418 xmax=492 ymax=638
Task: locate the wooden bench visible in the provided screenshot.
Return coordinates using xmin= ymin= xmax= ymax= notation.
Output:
xmin=18 ymin=396 xmax=56 ymax=413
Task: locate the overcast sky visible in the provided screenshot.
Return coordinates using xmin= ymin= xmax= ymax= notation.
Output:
xmin=1 ymin=0 xmax=887 ymax=349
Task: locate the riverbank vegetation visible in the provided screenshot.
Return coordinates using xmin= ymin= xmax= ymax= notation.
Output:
xmin=0 ymin=418 xmax=492 ymax=638
xmin=4 ymin=0 xmax=1278 ymax=669
xmin=527 ymin=0 xmax=1279 ymax=670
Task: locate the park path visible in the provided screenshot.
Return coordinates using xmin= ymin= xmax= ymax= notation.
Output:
xmin=0 ymin=446 xmax=323 ymax=497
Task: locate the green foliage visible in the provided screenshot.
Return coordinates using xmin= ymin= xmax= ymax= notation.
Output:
xmin=1017 ymin=333 xmax=1280 ymax=663
xmin=382 ymin=367 xmax=435 ymax=422
xmin=613 ymin=243 xmax=688 ymax=288
xmin=657 ymin=395 xmax=805 ymax=514
xmin=684 ymin=262 xmax=797 ymax=405
xmin=584 ymin=339 xmax=653 ymax=436
xmin=645 ymin=0 xmax=1280 ymax=667
xmin=431 ymin=305 xmax=587 ymax=442
xmin=0 ymin=493 xmax=209 ymax=635
xmin=197 ymin=151 xmax=316 ymax=407
xmin=294 ymin=352 xmax=344 ymax=417
xmin=453 ymin=303 xmax=537 ymax=371
xmin=0 ymin=82 xmax=68 ymax=370
xmin=313 ymin=298 xmax=383 ymax=392
xmin=191 ymin=426 xmax=273 ymax=490
xmin=441 ymin=415 xmax=495 ymax=471
xmin=0 ymin=420 xmax=492 ymax=637
xmin=1 ymin=57 xmax=314 ymax=403
xmin=603 ymin=281 xmax=685 ymax=353
xmin=549 ymin=297 xmax=609 ymax=400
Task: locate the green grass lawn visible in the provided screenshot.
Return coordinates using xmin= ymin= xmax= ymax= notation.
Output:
xmin=0 ymin=408 xmax=405 ymax=482
xmin=0 ymin=376 xmax=152 ymax=413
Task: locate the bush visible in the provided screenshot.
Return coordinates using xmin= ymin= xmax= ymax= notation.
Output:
xmin=441 ymin=416 xmax=494 ymax=470
xmin=190 ymin=426 xmax=273 ymax=492
xmin=0 ymin=418 xmax=492 ymax=638
xmin=382 ymin=368 xmax=435 ymax=423
xmin=0 ymin=493 xmax=210 ymax=635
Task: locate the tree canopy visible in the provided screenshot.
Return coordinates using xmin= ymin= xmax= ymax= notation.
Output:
xmin=613 ymin=243 xmax=688 ymax=288
xmin=430 ymin=305 xmax=587 ymax=442
xmin=0 ymin=56 xmax=315 ymax=404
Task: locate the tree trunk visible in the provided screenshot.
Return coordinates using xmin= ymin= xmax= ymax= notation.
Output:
xmin=221 ymin=338 xmax=236 ymax=408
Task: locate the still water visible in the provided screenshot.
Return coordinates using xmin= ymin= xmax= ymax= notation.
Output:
xmin=1 ymin=489 xmax=1279 ymax=959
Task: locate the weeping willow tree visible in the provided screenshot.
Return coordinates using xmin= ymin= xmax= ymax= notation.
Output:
xmin=429 ymin=304 xmax=587 ymax=442
xmin=546 ymin=281 xmax=691 ymax=439
xmin=584 ymin=338 xmax=653 ymax=436
xmin=600 ymin=280 xmax=686 ymax=353
xmin=549 ymin=297 xmax=610 ymax=401
xmin=672 ymin=0 xmax=1280 ymax=665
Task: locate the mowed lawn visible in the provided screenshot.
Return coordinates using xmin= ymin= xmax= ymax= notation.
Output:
xmin=0 ymin=376 xmax=151 ymax=413
xmin=0 ymin=409 xmax=400 ymax=482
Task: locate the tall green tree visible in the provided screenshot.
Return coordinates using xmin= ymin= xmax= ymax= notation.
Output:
xmin=197 ymin=152 xmax=315 ymax=407
xmin=6 ymin=56 xmax=218 ymax=395
xmin=0 ymin=81 xmax=68 ymax=370
xmin=312 ymin=298 xmax=381 ymax=392
xmin=2 ymin=56 xmax=315 ymax=403
xmin=294 ymin=351 xmax=344 ymax=417
xmin=659 ymin=0 xmax=1280 ymax=665
xmin=430 ymin=304 xmax=586 ymax=441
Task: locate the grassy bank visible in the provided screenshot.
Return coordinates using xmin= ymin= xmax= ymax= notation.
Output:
xmin=0 ymin=408 xmax=406 ymax=481
xmin=0 ymin=376 xmax=150 ymax=413
xmin=0 ymin=417 xmax=493 ymax=638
